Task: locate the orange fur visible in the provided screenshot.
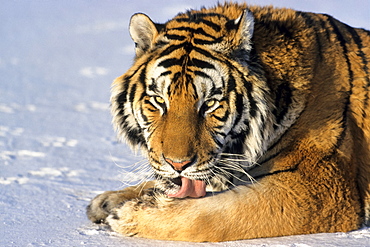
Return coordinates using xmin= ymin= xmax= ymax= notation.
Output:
xmin=87 ymin=3 xmax=370 ymax=242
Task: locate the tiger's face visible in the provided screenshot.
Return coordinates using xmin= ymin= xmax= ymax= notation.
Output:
xmin=111 ymin=10 xmax=274 ymax=197
xmin=138 ymin=55 xmax=238 ymax=197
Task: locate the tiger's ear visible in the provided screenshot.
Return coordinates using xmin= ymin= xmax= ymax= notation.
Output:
xmin=227 ymin=10 xmax=254 ymax=57
xmin=129 ymin=13 xmax=161 ymax=58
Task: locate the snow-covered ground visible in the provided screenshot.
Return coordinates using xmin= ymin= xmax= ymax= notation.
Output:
xmin=1 ymin=1 xmax=369 ymax=246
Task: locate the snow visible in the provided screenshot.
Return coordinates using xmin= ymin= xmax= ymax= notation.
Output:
xmin=1 ymin=0 xmax=369 ymax=246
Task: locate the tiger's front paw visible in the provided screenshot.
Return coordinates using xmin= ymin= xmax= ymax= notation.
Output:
xmin=106 ymin=193 xmax=174 ymax=238
xmin=106 ymin=200 xmax=141 ymax=236
xmin=87 ymin=182 xmax=156 ymax=224
xmin=87 ymin=190 xmax=135 ymax=224
xmin=105 ymin=194 xmax=217 ymax=241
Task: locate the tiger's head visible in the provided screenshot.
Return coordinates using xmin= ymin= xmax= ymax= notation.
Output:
xmin=111 ymin=6 xmax=276 ymax=198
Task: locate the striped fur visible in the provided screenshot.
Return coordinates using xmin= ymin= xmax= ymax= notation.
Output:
xmin=87 ymin=2 xmax=370 ymax=242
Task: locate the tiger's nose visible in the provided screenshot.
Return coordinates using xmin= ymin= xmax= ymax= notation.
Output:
xmin=164 ymin=156 xmax=195 ymax=172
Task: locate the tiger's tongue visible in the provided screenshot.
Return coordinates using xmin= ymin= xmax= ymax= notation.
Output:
xmin=167 ymin=177 xmax=206 ymax=198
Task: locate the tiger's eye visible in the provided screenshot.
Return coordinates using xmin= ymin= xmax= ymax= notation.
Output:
xmin=154 ymin=96 xmax=165 ymax=104
xmin=205 ymin=99 xmax=216 ymax=108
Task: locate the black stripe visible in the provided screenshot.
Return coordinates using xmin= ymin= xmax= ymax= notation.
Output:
xmin=174 ymin=18 xmax=221 ymax=32
xmin=116 ymin=64 xmax=145 ymax=113
xmin=188 ymin=74 xmax=199 ymax=100
xmin=211 ymin=110 xmax=230 ymax=122
xmin=117 ymin=91 xmax=127 ymax=116
xmin=159 ymin=43 xmax=184 ymax=57
xmin=160 ymin=71 xmax=172 ymax=77
xmin=132 ymin=67 xmax=147 ymax=138
xmin=126 ymin=126 xmax=145 ymax=146
xmin=129 ymin=83 xmax=137 ymax=104
xmin=119 ymin=114 xmax=130 ymax=126
xmin=148 ymin=78 xmax=158 ymax=93
xmin=144 ymin=99 xmax=157 ymax=112
xmin=171 ymin=26 xmax=217 ymax=40
xmin=325 ymin=15 xmax=354 ymax=81
xmin=167 ymin=72 xmax=181 ymax=97
xmin=158 ymin=56 xmax=185 ymax=68
xmin=150 ymin=157 xmax=161 ymax=167
xmin=140 ymin=107 xmax=149 ymax=123
xmin=342 ymin=25 xmax=370 ymax=120
xmin=210 ymin=87 xmax=223 ymax=96
xmin=115 ymin=64 xmax=147 ymax=142
xmin=190 ymin=58 xmax=215 ymax=69
xmin=232 ymin=93 xmax=245 ymax=128
xmin=194 ymin=37 xmax=223 ymax=45
xmin=194 ymin=70 xmax=213 ymax=81
xmin=154 ymin=39 xmax=169 ymax=48
xmin=165 ymin=34 xmax=186 ymax=41
xmin=184 ymin=73 xmax=198 ymax=99
xmin=193 ymin=46 xmax=219 ymax=61
xmin=172 ymin=71 xmax=181 ymax=82
xmin=298 ymin=12 xmax=324 ymax=61
xmin=146 ymin=108 xmax=157 ymax=113
xmin=273 ymin=82 xmax=292 ymax=125
xmin=193 ymin=45 xmax=237 ymax=71
xmin=253 ymin=166 xmax=298 ymax=180
xmin=325 ymin=15 xmax=354 ymax=149
xmin=227 ymin=74 xmax=236 ymax=93
xmin=242 ymin=77 xmax=257 ymax=118
xmin=137 ymin=68 xmax=147 ymax=102
xmin=228 ymin=130 xmax=248 ymax=154
xmin=247 ymin=91 xmax=258 ymax=118
xmin=138 ymin=63 xmax=148 ymax=86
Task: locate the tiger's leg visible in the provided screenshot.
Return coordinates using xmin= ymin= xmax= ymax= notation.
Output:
xmin=105 ymin=173 xmax=357 ymax=242
xmin=105 ymin=172 xmax=361 ymax=242
xmin=105 ymin=178 xmax=301 ymax=241
xmin=87 ymin=181 xmax=155 ymax=224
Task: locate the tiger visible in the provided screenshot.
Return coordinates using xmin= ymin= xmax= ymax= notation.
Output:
xmin=86 ymin=2 xmax=370 ymax=242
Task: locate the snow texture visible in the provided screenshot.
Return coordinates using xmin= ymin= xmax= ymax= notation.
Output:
xmin=1 ymin=0 xmax=369 ymax=246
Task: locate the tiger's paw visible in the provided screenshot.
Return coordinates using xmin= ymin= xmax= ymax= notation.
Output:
xmin=87 ymin=190 xmax=137 ymax=224
xmin=105 ymin=194 xmax=216 ymax=241
xmin=106 ymin=200 xmax=141 ymax=236
xmin=87 ymin=182 xmax=156 ymax=224
xmin=105 ymin=192 xmax=185 ymax=239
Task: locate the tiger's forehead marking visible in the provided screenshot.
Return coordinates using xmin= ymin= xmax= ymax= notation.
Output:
xmin=149 ymin=47 xmax=225 ymax=103
xmin=165 ymin=12 xmax=233 ymax=45
xmin=147 ymin=11 xmax=244 ymax=103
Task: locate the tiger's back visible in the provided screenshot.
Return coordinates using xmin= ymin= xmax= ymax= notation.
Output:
xmin=88 ymin=3 xmax=370 ymax=241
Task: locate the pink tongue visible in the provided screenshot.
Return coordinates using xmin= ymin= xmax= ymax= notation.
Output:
xmin=167 ymin=177 xmax=206 ymax=198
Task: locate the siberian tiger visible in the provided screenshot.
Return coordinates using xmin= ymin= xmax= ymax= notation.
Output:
xmin=87 ymin=2 xmax=370 ymax=242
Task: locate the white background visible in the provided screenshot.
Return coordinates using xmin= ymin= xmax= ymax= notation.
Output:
xmin=1 ymin=0 xmax=369 ymax=246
